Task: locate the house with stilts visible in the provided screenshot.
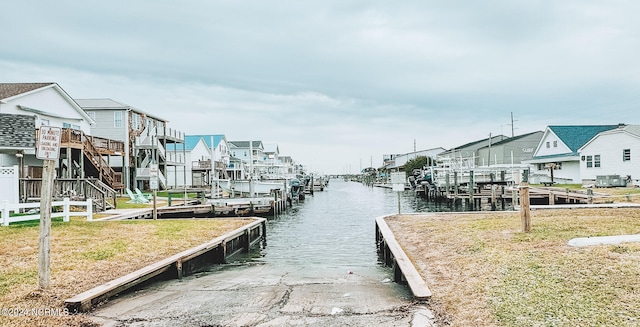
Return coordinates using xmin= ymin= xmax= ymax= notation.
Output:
xmin=166 ymin=134 xmax=230 ymax=188
xmin=228 ymin=141 xmax=265 ymax=179
xmin=76 ymin=98 xmax=185 ymax=191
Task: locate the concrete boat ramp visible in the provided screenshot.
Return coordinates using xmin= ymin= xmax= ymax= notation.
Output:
xmin=89 ymin=263 xmax=436 ymax=326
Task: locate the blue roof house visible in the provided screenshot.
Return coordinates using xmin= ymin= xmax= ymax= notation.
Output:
xmin=523 ymin=125 xmax=619 ymax=184
xmin=166 ymin=134 xmax=230 ymax=187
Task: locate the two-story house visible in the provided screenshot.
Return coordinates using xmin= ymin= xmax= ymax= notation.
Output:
xmin=76 ymin=98 xmax=185 ymax=191
xmin=0 ymin=83 xmax=124 ymax=209
xmin=229 ymin=141 xmax=265 ymax=179
xmin=166 ymin=134 xmax=230 ymax=187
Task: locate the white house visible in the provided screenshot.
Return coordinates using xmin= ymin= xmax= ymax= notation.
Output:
xmin=0 ymin=82 xmax=95 ymax=179
xmin=524 ymin=125 xmax=619 ymax=184
xmin=166 ymin=134 xmax=231 ymax=187
xmin=578 ymin=124 xmax=640 ymax=185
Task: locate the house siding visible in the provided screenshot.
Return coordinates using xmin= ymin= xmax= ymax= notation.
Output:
xmin=580 ymin=132 xmax=640 ymax=182
xmin=3 ymin=87 xmax=92 ymax=133
xmin=535 ymin=131 xmax=572 ymax=157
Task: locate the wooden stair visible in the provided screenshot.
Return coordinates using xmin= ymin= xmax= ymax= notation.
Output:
xmin=83 ymin=137 xmax=124 ymax=190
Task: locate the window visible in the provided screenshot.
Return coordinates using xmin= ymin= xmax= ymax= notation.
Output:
xmin=586 ymin=155 xmax=593 ymax=168
xmin=132 ymin=113 xmax=141 ymax=130
xmin=553 ymin=140 xmax=557 ymax=147
xmin=87 ymin=111 xmax=96 ymax=121
xmin=546 ymin=142 xmax=550 ymax=148
xmin=114 ymin=112 xmax=123 ymax=128
xmin=63 ymin=122 xmax=71 ymax=128
xmin=623 ymin=149 xmax=631 ymax=162
xmin=594 ymin=155 xmax=601 ymax=168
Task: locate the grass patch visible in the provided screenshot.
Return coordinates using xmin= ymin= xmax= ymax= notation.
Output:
xmin=387 ymin=208 xmax=640 ymax=326
xmin=0 ymin=216 xmax=251 ymax=326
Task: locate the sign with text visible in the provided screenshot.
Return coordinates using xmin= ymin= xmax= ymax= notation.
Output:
xmin=390 ymin=172 xmax=405 ymax=184
xmin=390 ymin=172 xmax=406 ymax=192
xmin=36 ymin=126 xmax=61 ymax=160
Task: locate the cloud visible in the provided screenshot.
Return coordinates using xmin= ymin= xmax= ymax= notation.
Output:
xmin=2 ymin=1 xmax=640 ymax=173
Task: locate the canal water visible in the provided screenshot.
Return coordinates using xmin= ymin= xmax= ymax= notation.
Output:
xmin=255 ymin=178 xmax=438 ymax=278
xmin=91 ymin=179 xmax=461 ymax=325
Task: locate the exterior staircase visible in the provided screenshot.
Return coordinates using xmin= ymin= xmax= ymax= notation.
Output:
xmin=82 ymin=134 xmax=124 ymax=190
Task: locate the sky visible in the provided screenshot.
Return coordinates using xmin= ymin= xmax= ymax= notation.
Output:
xmin=2 ymin=1 xmax=640 ymax=174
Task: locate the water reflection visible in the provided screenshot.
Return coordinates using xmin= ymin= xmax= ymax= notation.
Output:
xmin=239 ymin=179 xmax=512 ymax=277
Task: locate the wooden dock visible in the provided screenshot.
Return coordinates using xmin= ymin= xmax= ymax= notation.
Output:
xmin=375 ymin=214 xmax=432 ymax=300
xmin=65 ymin=217 xmax=267 ymax=313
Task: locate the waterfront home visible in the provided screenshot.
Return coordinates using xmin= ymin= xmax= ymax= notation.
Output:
xmin=229 ymin=140 xmax=265 ymax=178
xmin=262 ymin=143 xmax=299 ymax=178
xmin=166 ymin=134 xmax=231 ymax=187
xmin=578 ymin=124 xmax=640 ymax=186
xmin=523 ymin=125 xmax=619 ymax=184
xmin=76 ymin=98 xmax=185 ymax=191
xmin=0 ymin=83 xmax=124 ymax=209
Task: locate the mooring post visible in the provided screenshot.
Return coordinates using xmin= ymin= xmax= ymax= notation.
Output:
xmin=520 ymin=169 xmax=531 ymax=232
xmin=176 ymin=260 xmax=183 ymax=279
xmin=454 ymin=171 xmax=459 ymax=203
xmin=469 ymin=170 xmax=475 ymax=210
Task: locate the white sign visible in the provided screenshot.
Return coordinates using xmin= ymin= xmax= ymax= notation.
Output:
xmin=36 ymin=126 xmax=61 ymax=160
xmin=392 ymin=184 xmax=405 ymax=192
xmin=150 ymin=176 xmax=159 ymax=190
xmin=390 ymin=172 xmax=406 ymax=192
xmin=390 ymin=172 xmax=405 ymax=184
xmin=150 ymin=164 xmax=158 ymax=177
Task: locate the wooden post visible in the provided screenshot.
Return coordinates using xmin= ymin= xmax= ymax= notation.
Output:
xmin=520 ymin=183 xmax=531 ymax=232
xmin=153 ymin=190 xmax=157 ymax=220
xmin=39 ymin=160 xmax=55 ymax=289
xmin=469 ymin=170 xmax=475 ymax=209
xmin=454 ymin=171 xmax=459 ymax=202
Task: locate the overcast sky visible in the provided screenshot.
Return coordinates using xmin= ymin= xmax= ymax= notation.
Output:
xmin=2 ymin=1 xmax=640 ymax=174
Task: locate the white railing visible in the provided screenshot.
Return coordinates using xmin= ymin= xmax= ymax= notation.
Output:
xmin=0 ymin=198 xmax=93 ymax=226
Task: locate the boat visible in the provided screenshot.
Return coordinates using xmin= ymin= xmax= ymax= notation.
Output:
xmin=289 ymin=178 xmax=305 ymax=202
xmin=215 ymin=179 xmax=286 ymax=196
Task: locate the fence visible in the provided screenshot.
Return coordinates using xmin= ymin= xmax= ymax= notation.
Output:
xmin=0 ymin=198 xmax=93 ymax=226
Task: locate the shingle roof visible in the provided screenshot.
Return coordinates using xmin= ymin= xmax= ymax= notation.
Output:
xmin=549 ymin=125 xmax=618 ymax=154
xmin=229 ymin=140 xmax=263 ymax=148
xmin=75 ymin=98 xmax=130 ymax=109
xmin=0 ymin=83 xmax=55 ymax=100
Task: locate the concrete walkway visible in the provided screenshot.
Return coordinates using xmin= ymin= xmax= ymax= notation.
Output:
xmin=568 ymin=234 xmax=640 ymax=247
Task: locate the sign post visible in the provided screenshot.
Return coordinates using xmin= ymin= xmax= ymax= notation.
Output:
xmin=150 ymin=164 xmax=158 ymax=220
xmin=390 ymin=172 xmax=406 ymax=215
xmin=36 ymin=126 xmax=61 ymax=290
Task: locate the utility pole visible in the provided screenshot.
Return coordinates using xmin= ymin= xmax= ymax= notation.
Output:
xmin=510 ymin=112 xmax=516 ymax=137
